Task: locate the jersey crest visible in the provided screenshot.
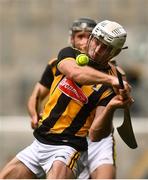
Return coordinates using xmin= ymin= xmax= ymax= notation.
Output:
xmin=58 ymin=77 xmax=88 ymax=104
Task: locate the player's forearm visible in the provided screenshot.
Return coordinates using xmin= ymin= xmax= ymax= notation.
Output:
xmin=27 ymin=91 xmax=39 ymax=118
xmin=89 ymin=104 xmax=115 ymax=142
xmin=58 ymin=59 xmax=114 ymax=85
xmin=28 ymin=83 xmax=42 ymax=117
xmin=71 ymin=66 xmax=114 ymax=85
xmin=28 ymin=83 xmax=50 ymax=117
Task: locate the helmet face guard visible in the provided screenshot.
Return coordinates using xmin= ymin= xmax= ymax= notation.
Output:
xmin=88 ymin=20 xmax=127 ymax=61
xmin=87 ymin=36 xmax=114 ymax=65
xmin=70 ymin=17 xmax=97 ymax=35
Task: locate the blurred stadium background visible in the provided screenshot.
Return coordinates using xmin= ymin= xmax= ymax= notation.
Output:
xmin=0 ymin=0 xmax=147 ymax=178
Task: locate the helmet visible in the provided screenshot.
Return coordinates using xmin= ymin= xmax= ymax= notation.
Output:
xmin=91 ymin=20 xmax=127 ymax=59
xmin=70 ymin=17 xmax=97 ymax=35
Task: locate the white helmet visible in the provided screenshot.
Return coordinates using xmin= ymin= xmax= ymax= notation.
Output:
xmin=91 ymin=20 xmax=127 ymax=59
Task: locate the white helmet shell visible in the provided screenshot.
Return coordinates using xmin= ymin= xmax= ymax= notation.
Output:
xmin=92 ymin=20 xmax=127 ymax=49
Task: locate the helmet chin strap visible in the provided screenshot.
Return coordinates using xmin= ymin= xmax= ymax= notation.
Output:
xmin=122 ymin=46 xmax=128 ymax=50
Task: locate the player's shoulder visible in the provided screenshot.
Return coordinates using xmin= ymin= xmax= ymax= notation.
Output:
xmin=48 ymin=58 xmax=57 ymax=67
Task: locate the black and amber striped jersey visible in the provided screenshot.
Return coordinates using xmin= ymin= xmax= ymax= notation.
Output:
xmin=39 ymin=58 xmax=57 ymax=89
xmin=34 ymin=46 xmax=116 ymax=151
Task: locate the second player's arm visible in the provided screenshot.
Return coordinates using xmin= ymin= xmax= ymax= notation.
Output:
xmin=27 ymin=82 xmax=50 ymax=129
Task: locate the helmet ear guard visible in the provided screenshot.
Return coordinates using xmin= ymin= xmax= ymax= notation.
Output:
xmin=112 ymin=45 xmax=128 ymax=58
xmin=110 ymin=48 xmax=121 ymax=59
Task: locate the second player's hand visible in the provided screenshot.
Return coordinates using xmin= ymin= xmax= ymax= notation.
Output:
xmin=31 ymin=114 xmax=39 ymax=129
xmin=31 ymin=112 xmax=43 ymax=129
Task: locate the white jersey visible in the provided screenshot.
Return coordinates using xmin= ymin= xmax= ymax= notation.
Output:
xmin=78 ymin=133 xmax=116 ymax=179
